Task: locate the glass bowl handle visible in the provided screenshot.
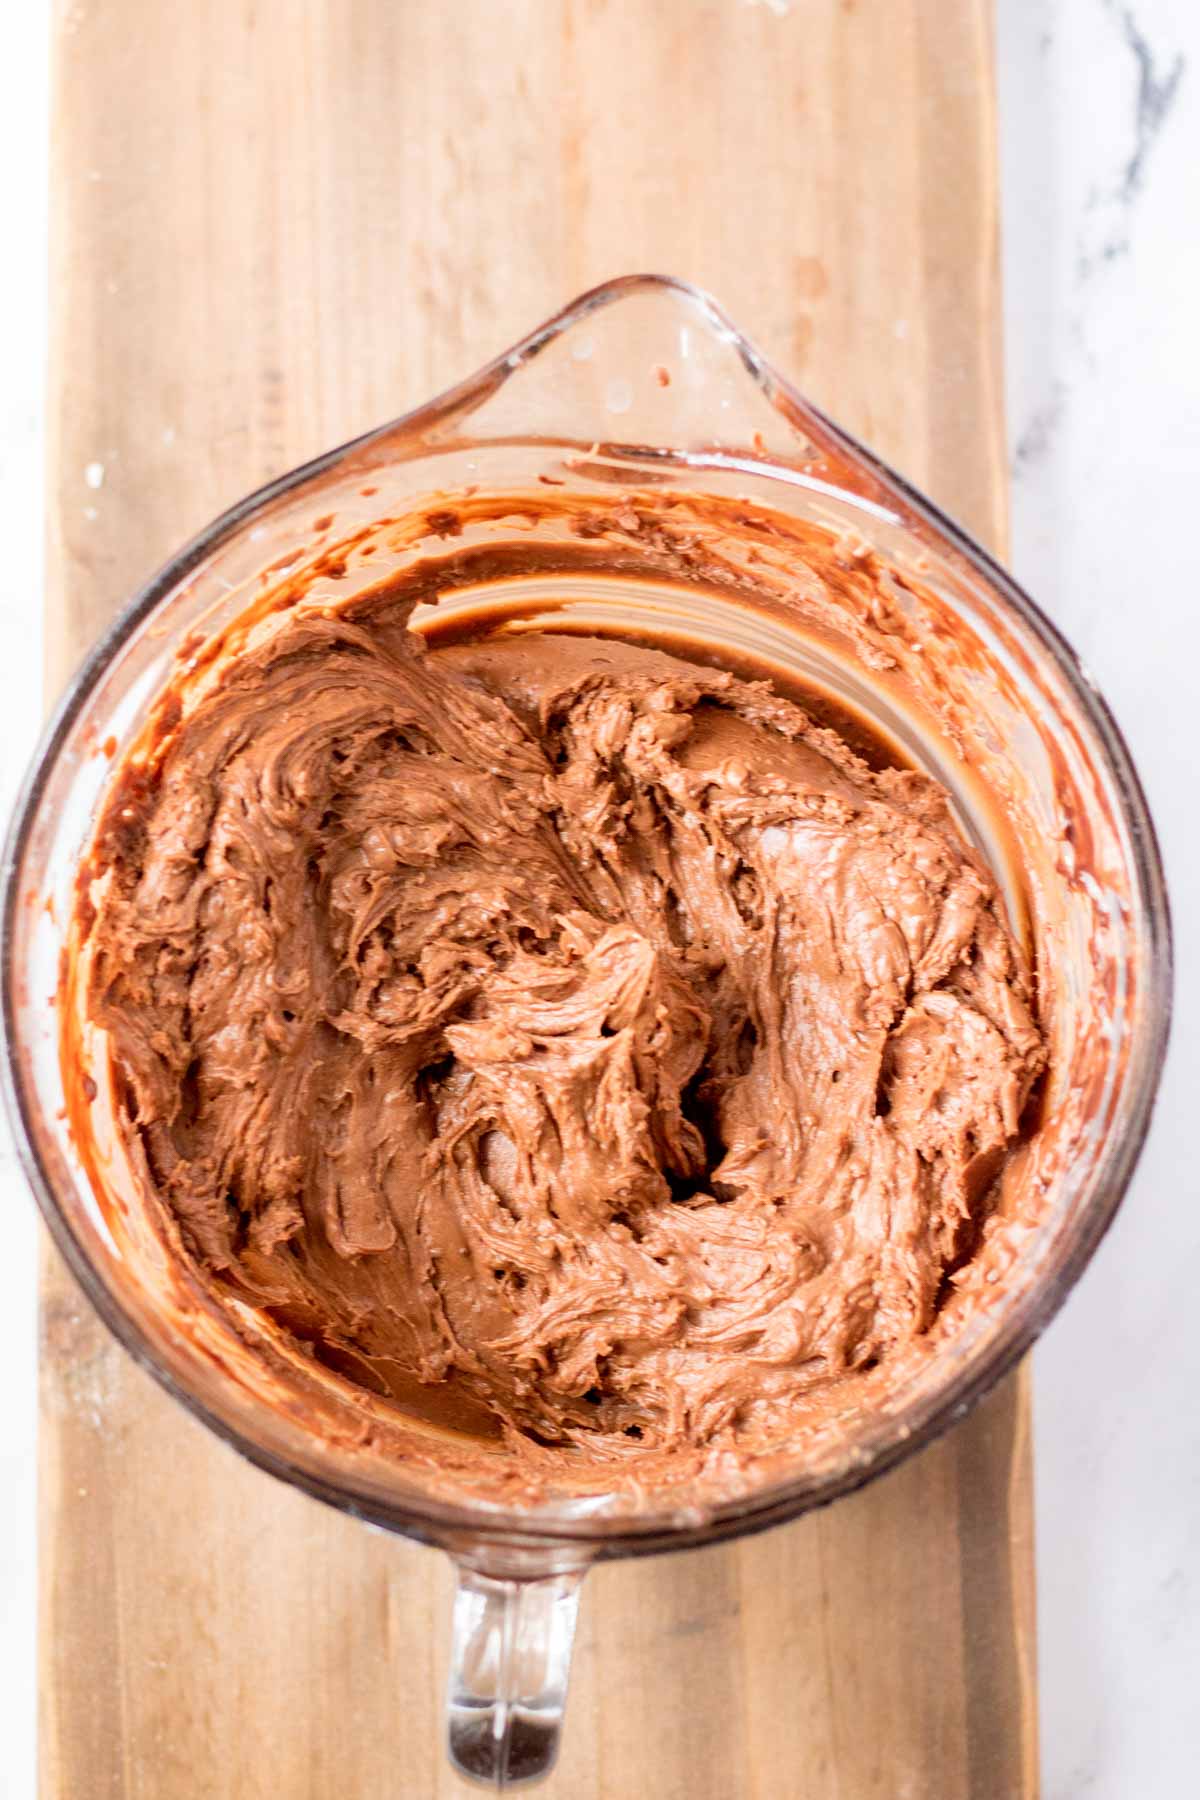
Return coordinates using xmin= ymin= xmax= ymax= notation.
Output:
xmin=446 ymin=1560 xmax=586 ymax=1789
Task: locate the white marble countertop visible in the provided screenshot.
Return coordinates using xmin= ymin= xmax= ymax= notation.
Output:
xmin=2 ymin=4 xmax=1196 ymax=1795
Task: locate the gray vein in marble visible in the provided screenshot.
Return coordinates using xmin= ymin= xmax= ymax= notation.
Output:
xmin=1014 ymin=2 xmax=1187 ymax=484
xmin=1112 ymin=2 xmax=1186 ymax=199
xmin=1014 ymin=380 xmax=1067 ymax=474
xmin=1080 ymin=1 xmax=1186 ymax=274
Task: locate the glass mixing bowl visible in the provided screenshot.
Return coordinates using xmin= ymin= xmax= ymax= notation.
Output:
xmin=1 ymin=277 xmax=1171 ymax=1788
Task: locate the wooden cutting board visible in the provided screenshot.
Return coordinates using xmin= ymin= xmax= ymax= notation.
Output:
xmin=41 ymin=2 xmax=1036 ymax=1795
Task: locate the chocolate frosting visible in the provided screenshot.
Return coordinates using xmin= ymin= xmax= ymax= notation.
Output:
xmin=79 ymin=596 xmax=1044 ymax=1480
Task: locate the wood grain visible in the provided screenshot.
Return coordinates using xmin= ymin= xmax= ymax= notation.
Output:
xmin=42 ymin=2 xmax=1035 ymax=1795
